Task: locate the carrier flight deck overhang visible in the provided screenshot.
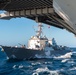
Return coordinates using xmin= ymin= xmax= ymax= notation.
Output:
xmin=0 ymin=0 xmax=76 ymax=35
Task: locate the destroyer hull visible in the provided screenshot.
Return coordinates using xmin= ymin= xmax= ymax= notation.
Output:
xmin=2 ymin=46 xmax=45 ymax=60
xmin=2 ymin=46 xmax=72 ymax=60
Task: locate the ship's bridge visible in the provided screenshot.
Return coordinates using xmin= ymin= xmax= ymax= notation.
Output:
xmin=0 ymin=0 xmax=76 ymax=35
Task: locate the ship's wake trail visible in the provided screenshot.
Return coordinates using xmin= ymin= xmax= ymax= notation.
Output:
xmin=35 ymin=52 xmax=72 ymax=59
xmin=54 ymin=52 xmax=72 ymax=59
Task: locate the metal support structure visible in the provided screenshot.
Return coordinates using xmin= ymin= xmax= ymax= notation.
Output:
xmin=0 ymin=7 xmax=53 ymax=18
xmin=0 ymin=0 xmax=76 ymax=35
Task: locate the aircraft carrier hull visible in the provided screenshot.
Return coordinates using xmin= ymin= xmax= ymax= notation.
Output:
xmin=2 ymin=46 xmax=72 ymax=60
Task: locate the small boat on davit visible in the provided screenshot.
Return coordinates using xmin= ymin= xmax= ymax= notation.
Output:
xmin=1 ymin=23 xmax=72 ymax=60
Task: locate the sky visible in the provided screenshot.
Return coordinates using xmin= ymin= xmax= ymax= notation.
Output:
xmin=0 ymin=17 xmax=76 ymax=47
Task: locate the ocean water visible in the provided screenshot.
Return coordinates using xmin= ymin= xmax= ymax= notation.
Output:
xmin=0 ymin=48 xmax=76 ymax=75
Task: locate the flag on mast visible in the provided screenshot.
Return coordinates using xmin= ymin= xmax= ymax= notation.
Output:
xmin=48 ymin=25 xmax=50 ymax=28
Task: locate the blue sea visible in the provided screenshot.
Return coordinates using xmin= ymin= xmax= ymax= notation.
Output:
xmin=0 ymin=48 xmax=76 ymax=75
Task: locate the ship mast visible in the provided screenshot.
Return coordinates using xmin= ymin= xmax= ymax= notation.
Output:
xmin=36 ymin=23 xmax=43 ymax=38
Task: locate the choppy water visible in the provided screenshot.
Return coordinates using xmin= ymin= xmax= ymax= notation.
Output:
xmin=0 ymin=48 xmax=76 ymax=75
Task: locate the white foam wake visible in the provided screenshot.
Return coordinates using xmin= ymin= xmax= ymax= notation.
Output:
xmin=35 ymin=52 xmax=72 ymax=59
xmin=69 ymin=67 xmax=76 ymax=71
xmin=13 ymin=64 xmax=23 ymax=69
xmin=54 ymin=52 xmax=72 ymax=59
xmin=61 ymin=59 xmax=69 ymax=63
xmin=32 ymin=67 xmax=59 ymax=75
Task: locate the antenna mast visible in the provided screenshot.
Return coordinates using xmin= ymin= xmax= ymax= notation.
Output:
xmin=36 ymin=23 xmax=43 ymax=38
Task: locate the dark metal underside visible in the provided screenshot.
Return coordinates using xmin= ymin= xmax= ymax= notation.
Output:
xmin=0 ymin=0 xmax=53 ymax=11
xmin=0 ymin=0 xmax=63 ymax=28
xmin=0 ymin=0 xmax=76 ymax=35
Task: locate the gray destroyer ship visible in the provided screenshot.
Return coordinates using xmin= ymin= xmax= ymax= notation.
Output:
xmin=1 ymin=23 xmax=72 ymax=60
